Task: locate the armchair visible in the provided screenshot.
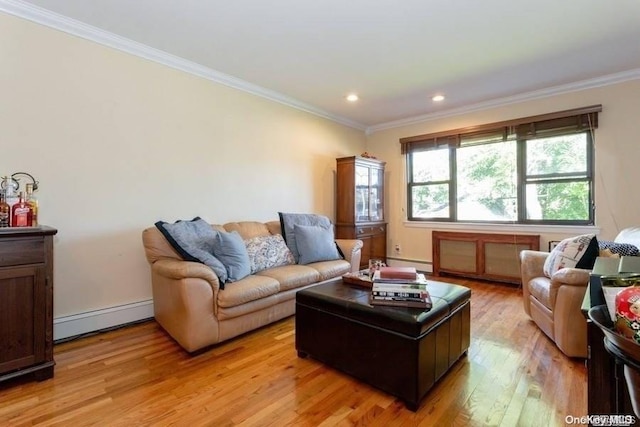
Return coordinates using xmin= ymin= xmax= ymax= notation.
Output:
xmin=521 ymin=227 xmax=640 ymax=358
xmin=520 ymin=249 xmax=590 ymax=358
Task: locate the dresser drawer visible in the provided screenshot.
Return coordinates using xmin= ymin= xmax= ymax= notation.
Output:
xmin=0 ymin=237 xmax=45 ymax=267
xmin=356 ymin=224 xmax=386 ymax=236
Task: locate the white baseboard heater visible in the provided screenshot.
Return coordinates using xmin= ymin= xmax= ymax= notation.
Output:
xmin=432 ymin=231 xmax=540 ymax=284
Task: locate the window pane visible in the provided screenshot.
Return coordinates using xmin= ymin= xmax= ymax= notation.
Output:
xmin=411 ymin=184 xmax=449 ymax=218
xmin=457 ymin=142 xmax=517 ymax=221
xmin=525 ymin=181 xmax=590 ymax=220
xmin=526 ymin=134 xmax=587 ymax=176
xmin=412 ymin=150 xmax=449 ymax=182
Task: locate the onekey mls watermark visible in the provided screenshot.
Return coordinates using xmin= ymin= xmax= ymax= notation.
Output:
xmin=566 ymin=414 xmax=636 ymax=426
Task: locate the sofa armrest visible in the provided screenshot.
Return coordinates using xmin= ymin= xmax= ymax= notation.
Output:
xmin=552 ymin=283 xmax=589 ymax=357
xmin=150 ymin=259 xmax=223 ymax=351
xmin=551 ymin=267 xmax=591 ymax=286
xmin=546 ymin=268 xmax=590 ymax=357
xmin=153 ymin=258 xmax=221 ymax=290
xmin=336 ymin=239 xmax=363 ymax=273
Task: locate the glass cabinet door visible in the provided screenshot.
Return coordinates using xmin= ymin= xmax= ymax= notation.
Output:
xmin=355 ymin=165 xmax=369 ymax=221
xmin=370 ymin=167 xmax=383 ymax=221
xmin=354 ymin=163 xmax=384 ymax=222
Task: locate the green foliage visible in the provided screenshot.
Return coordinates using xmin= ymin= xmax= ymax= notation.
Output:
xmin=527 ymin=135 xmax=589 ymax=220
xmin=457 ymin=143 xmax=516 ymax=220
xmin=410 ymin=133 xmax=590 ymax=221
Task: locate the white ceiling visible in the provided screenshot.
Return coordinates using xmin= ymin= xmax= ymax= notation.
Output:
xmin=7 ymin=0 xmax=640 ymax=130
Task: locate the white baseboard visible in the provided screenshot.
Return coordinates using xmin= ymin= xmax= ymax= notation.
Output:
xmin=53 ymin=299 xmax=154 ymax=341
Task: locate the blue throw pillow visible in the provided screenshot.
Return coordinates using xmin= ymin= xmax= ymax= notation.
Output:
xmin=212 ymin=230 xmax=251 ymax=282
xmin=278 ymin=212 xmax=333 ymax=263
xmin=294 ymin=224 xmax=341 ymax=265
xmin=155 ymin=217 xmax=228 ymax=285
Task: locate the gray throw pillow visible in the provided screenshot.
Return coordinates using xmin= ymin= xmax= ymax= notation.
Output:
xmin=294 ymin=224 xmax=341 ymax=265
xmin=154 ymin=217 xmax=228 ymax=284
xmin=278 ymin=212 xmax=333 ymax=263
xmin=212 ymin=230 xmax=251 ymax=282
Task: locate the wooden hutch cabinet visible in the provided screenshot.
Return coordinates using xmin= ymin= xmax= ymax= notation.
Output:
xmin=335 ymin=156 xmax=386 ymax=270
xmin=0 ymin=226 xmax=57 ymax=383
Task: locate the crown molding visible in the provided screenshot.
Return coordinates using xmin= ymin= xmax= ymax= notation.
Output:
xmin=367 ymin=68 xmax=640 ymax=134
xmin=0 ymin=0 xmax=367 ymax=131
xmin=4 ymin=0 xmax=638 ymax=136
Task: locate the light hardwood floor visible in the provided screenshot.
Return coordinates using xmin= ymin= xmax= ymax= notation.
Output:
xmin=0 ymin=278 xmax=588 ymax=426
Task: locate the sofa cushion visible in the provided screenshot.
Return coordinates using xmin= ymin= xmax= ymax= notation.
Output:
xmin=256 ymin=264 xmax=320 ymax=292
xmin=278 ymin=212 xmax=333 ymax=263
xmin=223 ymin=221 xmax=272 ymax=240
xmin=154 ymin=217 xmax=228 ymax=284
xmin=528 ymin=276 xmax=556 ymax=310
xmin=543 ymin=234 xmax=599 ymax=278
xmin=217 ymin=274 xmax=280 ymax=308
xmin=307 ymin=259 xmax=351 ymax=281
xmin=294 ymin=224 xmax=341 ymax=264
xmin=244 ymin=234 xmax=295 ymax=274
xmin=212 ymin=230 xmax=251 ymax=282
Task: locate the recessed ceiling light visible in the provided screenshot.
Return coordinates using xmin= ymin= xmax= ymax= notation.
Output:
xmin=346 ymin=94 xmax=359 ymax=102
xmin=432 ymin=95 xmax=445 ymax=102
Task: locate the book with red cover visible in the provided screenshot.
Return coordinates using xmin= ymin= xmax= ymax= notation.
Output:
xmin=378 ymin=266 xmax=417 ymax=280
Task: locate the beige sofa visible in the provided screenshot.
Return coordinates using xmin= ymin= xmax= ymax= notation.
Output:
xmin=520 ymin=228 xmax=640 ymax=358
xmin=142 ymin=220 xmax=363 ymax=352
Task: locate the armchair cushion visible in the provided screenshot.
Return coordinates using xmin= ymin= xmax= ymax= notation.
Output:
xmin=543 ymin=234 xmax=599 ymax=278
xmin=528 ymin=277 xmax=556 ymax=309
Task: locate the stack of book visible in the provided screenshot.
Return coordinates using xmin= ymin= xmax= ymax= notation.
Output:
xmin=370 ymin=266 xmax=432 ymax=309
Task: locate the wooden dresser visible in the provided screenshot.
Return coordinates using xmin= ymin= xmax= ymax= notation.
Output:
xmin=0 ymin=226 xmax=57 ymax=383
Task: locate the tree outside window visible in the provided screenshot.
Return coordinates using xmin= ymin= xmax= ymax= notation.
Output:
xmin=403 ymin=106 xmax=598 ymax=225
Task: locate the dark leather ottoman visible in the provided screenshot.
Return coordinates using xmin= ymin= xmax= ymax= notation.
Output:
xmin=295 ymin=278 xmax=471 ymax=411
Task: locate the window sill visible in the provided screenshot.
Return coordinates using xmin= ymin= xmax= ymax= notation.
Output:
xmin=403 ymin=220 xmax=600 ymax=235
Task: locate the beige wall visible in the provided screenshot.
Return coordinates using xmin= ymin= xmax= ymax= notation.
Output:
xmin=4 ymin=10 xmax=638 ymax=330
xmin=367 ymin=79 xmax=640 ymax=267
xmin=0 ymin=13 xmax=365 ymax=319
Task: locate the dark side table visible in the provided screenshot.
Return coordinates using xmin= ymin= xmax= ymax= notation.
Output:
xmin=582 ymin=284 xmax=638 ymax=424
xmin=0 ymin=226 xmax=57 ymax=384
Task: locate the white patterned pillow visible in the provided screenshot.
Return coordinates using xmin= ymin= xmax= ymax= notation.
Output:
xmin=244 ymin=235 xmax=295 ymax=274
xmin=543 ymin=234 xmax=599 ymax=278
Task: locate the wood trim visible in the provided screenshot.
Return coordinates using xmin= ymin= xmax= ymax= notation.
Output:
xmin=432 ymin=231 xmax=540 ymax=284
xmin=400 ymin=104 xmax=602 ymax=146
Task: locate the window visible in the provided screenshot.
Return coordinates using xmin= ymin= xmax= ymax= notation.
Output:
xmin=401 ymin=106 xmax=600 ymax=225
